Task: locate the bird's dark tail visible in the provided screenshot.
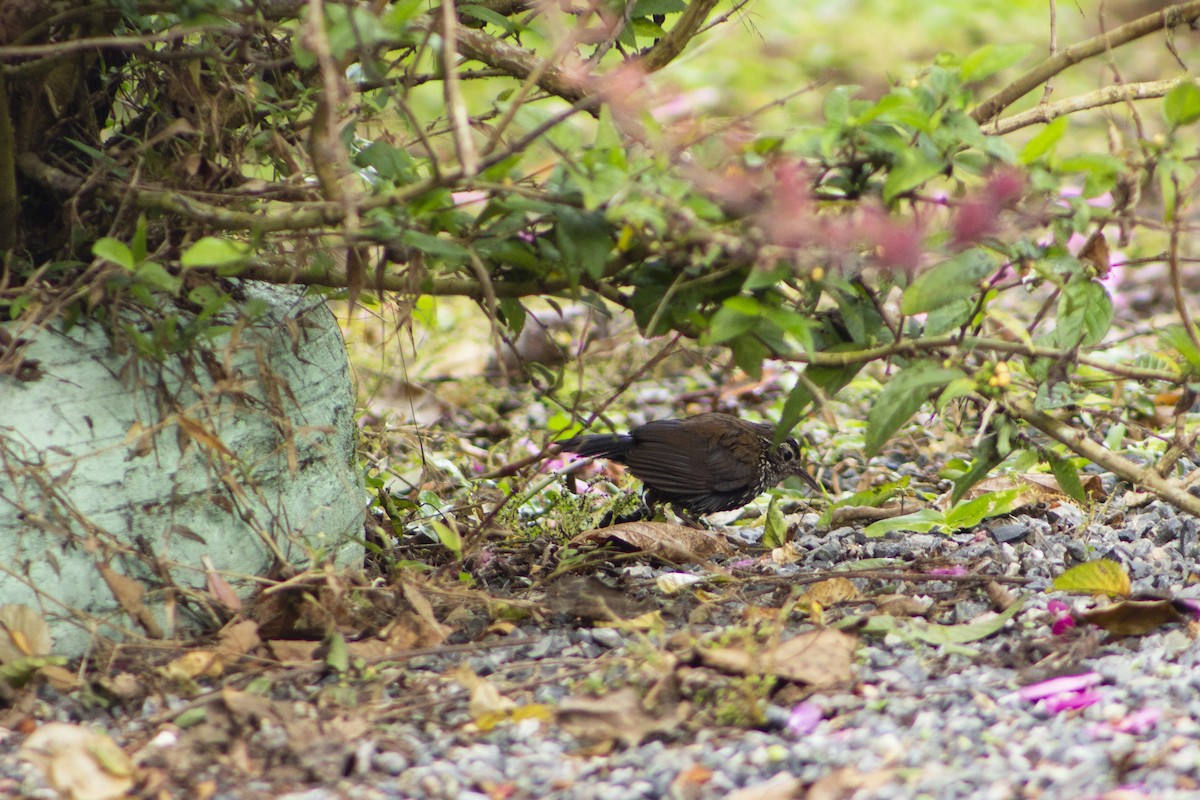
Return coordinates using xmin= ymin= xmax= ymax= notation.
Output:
xmin=557 ymin=433 xmax=635 ymax=462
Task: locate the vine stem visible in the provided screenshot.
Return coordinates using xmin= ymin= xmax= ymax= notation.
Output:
xmin=1004 ymin=395 xmax=1200 ymax=517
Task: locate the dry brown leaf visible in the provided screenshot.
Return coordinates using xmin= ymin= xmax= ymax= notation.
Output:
xmin=371 ymin=581 xmax=452 ymax=653
xmin=670 ymin=764 xmax=715 ymax=794
xmin=699 ymin=628 xmax=857 ymax=688
xmin=769 ymin=542 xmax=802 ymax=564
xmin=346 ymin=639 xmax=392 ymax=660
xmin=824 ymin=504 xmax=914 ymax=527
xmin=570 ymin=521 xmax=735 ymax=562
xmin=204 ymin=556 xmax=241 ymax=612
xmin=380 ymin=611 xmax=449 ymax=652
xmin=1017 ymin=472 xmax=1106 ymax=501
xmin=215 ymin=620 xmax=260 ymax=664
xmin=948 ymin=472 xmax=1105 ymax=509
xmin=452 ymin=665 xmax=518 ymax=721
xmin=176 ymin=414 xmax=234 ymax=457
xmin=164 ymin=650 xmax=223 ymax=681
xmin=807 ymin=766 xmax=895 ymax=800
xmin=873 ymin=594 xmax=929 ymax=617
xmin=0 ymin=604 xmax=52 ymax=663
xmin=484 ymin=620 xmax=518 ymax=636
xmin=19 ymin=722 xmax=136 ymax=800
xmin=556 ymin=687 xmax=689 ymax=747
xmin=39 ymin=665 xmax=82 ymax=693
xmin=122 ymin=420 xmax=154 ymax=458
xmin=799 ymin=578 xmax=860 ymax=608
xmin=1077 ymin=230 xmax=1110 ymax=277
xmin=267 ymin=639 xmax=321 ymax=663
xmin=985 ymin=580 xmax=1017 ymax=610
xmin=727 ymin=772 xmax=803 ymax=800
xmin=1079 ymin=599 xmax=1187 ymax=636
xmin=95 ymin=673 xmax=143 ymax=703
xmin=95 ymin=563 xmax=162 ymax=638
xmin=542 ymin=575 xmax=652 ymax=622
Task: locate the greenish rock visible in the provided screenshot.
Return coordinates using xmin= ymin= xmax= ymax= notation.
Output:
xmin=0 ymin=283 xmax=366 ymax=658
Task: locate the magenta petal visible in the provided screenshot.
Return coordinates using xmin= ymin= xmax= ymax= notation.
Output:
xmin=1112 ymin=708 xmax=1161 ymax=734
xmin=787 ymin=702 xmax=823 ymax=736
xmin=927 ymin=565 xmax=969 ymax=576
xmin=1016 ymin=673 xmax=1102 ymax=701
xmin=1051 ymin=616 xmax=1076 ymax=636
xmin=1043 ymin=690 xmax=1101 ymax=713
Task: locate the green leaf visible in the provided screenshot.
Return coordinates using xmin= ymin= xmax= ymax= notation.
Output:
xmin=355 ymin=141 xmax=416 ymax=183
xmin=936 ymin=376 xmax=978 ymax=412
xmin=905 ymin=597 xmax=1024 ymax=645
xmin=324 ymin=631 xmax=350 ymax=673
xmin=556 ymin=207 xmax=612 ymax=282
xmin=1055 ymin=276 xmax=1112 ymax=348
xmin=1163 ymin=80 xmax=1200 ymax=127
xmin=705 ymin=296 xmax=761 ymax=344
xmin=459 ymin=4 xmax=521 ymax=34
xmin=822 ymin=85 xmax=862 ymax=125
xmin=865 ymin=361 xmax=966 ymax=457
xmin=900 ymin=250 xmax=995 ymax=315
xmin=882 ymin=150 xmax=945 ymax=203
xmin=816 ymin=478 xmax=908 ymax=529
xmin=942 ymin=488 xmax=1024 ymax=528
xmin=864 ymin=508 xmax=946 ymax=537
xmin=132 ymin=216 xmax=149 ymax=264
xmin=383 ymin=0 xmax=425 ymax=31
xmin=92 ymin=238 xmax=135 ymax=270
xmin=498 ymin=298 xmax=526 ymax=336
xmin=959 ymin=43 xmax=1032 ymax=83
xmin=1044 ymin=451 xmax=1087 ymax=504
xmin=761 ymin=306 xmax=813 ymax=354
xmin=1159 ymin=324 xmax=1200 ymax=375
xmin=949 ymin=431 xmax=1006 ymax=504
xmin=181 ymin=237 xmax=252 ymax=268
xmin=729 ymin=334 xmax=767 ymax=380
xmin=1018 ymin=117 xmax=1068 ymax=164
xmin=0 ymin=655 xmax=68 ymax=688
xmin=632 ymin=0 xmax=686 ymax=14
xmin=762 ymin=495 xmax=788 ymax=549
xmin=631 ymin=18 xmax=666 ymax=38
xmin=1056 ymin=154 xmax=1122 ymax=196
xmin=430 ymin=520 xmax=463 ymax=559
xmin=400 ymin=230 xmax=469 ymax=263
xmin=134 ymin=262 xmax=182 ymax=296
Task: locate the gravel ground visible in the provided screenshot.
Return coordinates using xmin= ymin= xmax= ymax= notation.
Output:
xmin=3 ymin=486 xmax=1199 ymax=800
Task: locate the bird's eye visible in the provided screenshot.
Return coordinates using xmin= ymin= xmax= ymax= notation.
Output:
xmin=782 ymin=439 xmax=800 ymax=460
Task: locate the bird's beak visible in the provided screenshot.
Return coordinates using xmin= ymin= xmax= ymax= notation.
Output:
xmin=793 ymin=464 xmax=822 ymax=492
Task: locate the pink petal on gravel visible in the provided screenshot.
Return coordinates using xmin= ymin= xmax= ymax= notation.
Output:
xmin=786 ymin=702 xmax=823 ymax=737
xmin=1043 ymin=690 xmax=1101 ymax=713
xmin=1004 ymin=672 xmax=1101 ymax=704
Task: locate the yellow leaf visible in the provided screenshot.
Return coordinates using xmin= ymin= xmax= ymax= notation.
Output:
xmin=1052 ymin=559 xmax=1131 ymax=597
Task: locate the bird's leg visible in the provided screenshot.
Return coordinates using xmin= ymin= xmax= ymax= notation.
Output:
xmin=598 ymin=496 xmax=654 ymax=527
xmin=669 ymin=504 xmax=709 ymax=529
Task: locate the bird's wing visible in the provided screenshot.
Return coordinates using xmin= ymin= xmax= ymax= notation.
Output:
xmin=625 ymin=420 xmax=753 ymax=495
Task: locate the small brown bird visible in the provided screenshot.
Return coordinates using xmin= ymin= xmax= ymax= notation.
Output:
xmin=556 ymin=412 xmax=820 ymax=519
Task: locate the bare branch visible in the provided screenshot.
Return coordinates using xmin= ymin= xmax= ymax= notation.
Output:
xmin=971 ymin=0 xmax=1200 ymax=124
